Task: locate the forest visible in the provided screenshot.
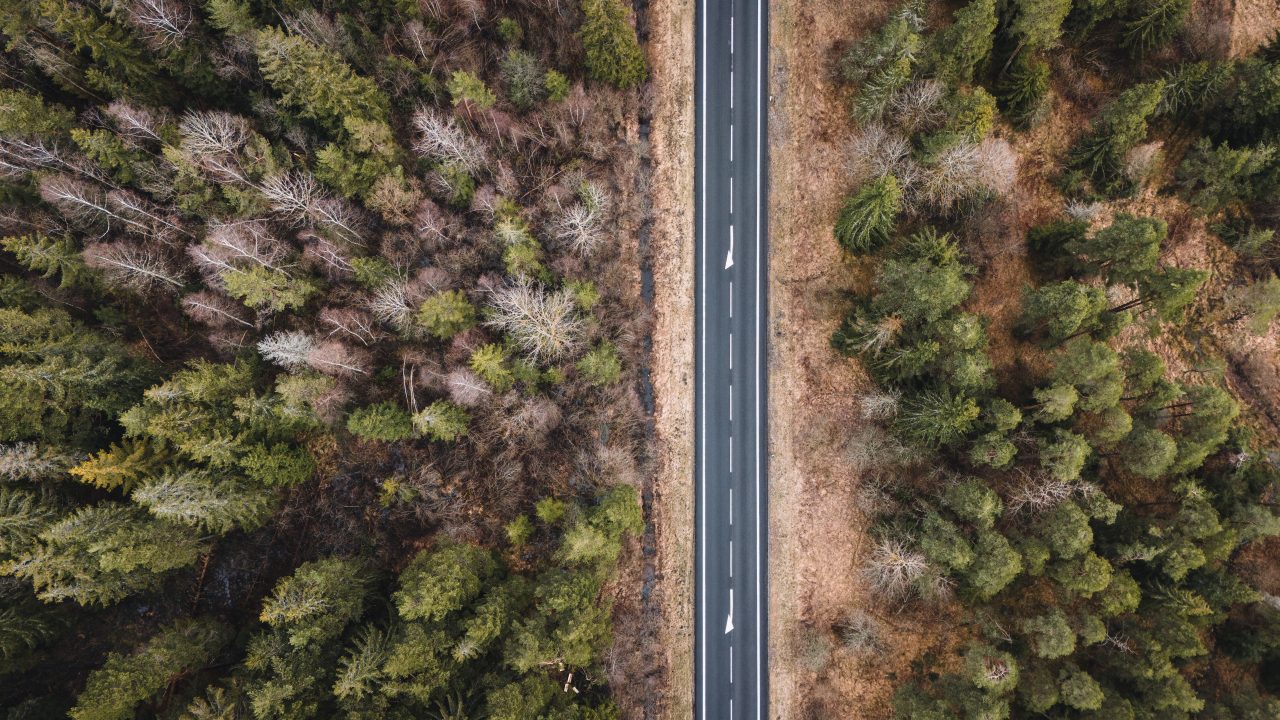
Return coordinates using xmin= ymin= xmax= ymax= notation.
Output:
xmin=0 ymin=0 xmax=651 ymax=718
xmin=827 ymin=0 xmax=1280 ymax=717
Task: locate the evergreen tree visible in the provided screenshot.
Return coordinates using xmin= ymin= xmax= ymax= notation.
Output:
xmin=1066 ymin=214 xmax=1166 ymax=285
xmin=1070 ymin=81 xmax=1165 ymax=191
xmin=70 ymin=618 xmax=228 ymax=720
xmin=412 ymin=400 xmax=470 ymax=442
xmin=579 ymin=0 xmax=647 ymax=89
xmin=930 ymin=0 xmax=997 ymax=85
xmin=346 ymin=402 xmax=415 ymax=441
xmin=254 ymin=27 xmax=390 ymax=131
xmin=1121 ymin=0 xmax=1191 ymax=56
xmin=417 ymin=290 xmax=476 ymax=339
xmin=835 ymin=175 xmax=902 ymax=254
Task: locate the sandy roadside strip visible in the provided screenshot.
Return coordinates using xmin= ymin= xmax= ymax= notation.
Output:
xmin=647 ymin=0 xmax=697 ymax=714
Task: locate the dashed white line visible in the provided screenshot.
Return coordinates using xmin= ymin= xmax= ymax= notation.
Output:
xmin=729 ymin=540 xmax=734 ymax=574
xmin=729 ymin=384 xmax=733 ymax=421
xmin=729 ymin=645 xmax=734 ymax=684
xmin=728 ymin=435 xmax=733 ymax=474
xmin=729 ymin=487 xmax=733 ymax=525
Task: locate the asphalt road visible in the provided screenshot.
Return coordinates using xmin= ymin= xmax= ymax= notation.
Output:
xmin=694 ymin=0 xmax=768 ymax=714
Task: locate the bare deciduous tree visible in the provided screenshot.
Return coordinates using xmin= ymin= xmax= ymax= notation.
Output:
xmin=863 ymin=538 xmax=929 ymax=601
xmin=123 ymin=0 xmax=194 ymax=49
xmin=446 ymin=367 xmax=491 ymax=407
xmin=307 ymin=340 xmax=370 ymax=377
xmin=412 ymin=107 xmax=487 ymax=175
xmin=846 ymin=124 xmax=915 ymax=190
xmin=84 ymin=241 xmax=184 ymax=293
xmin=258 ymin=330 xmax=316 ymax=370
xmin=889 ymin=80 xmax=946 ymax=135
xmin=104 ymin=102 xmax=169 ymax=144
xmin=179 ymin=111 xmax=252 ymax=183
xmin=550 ymin=182 xmax=609 ymax=256
xmin=319 ymin=307 xmax=382 ymax=346
xmin=182 ymin=290 xmax=254 ymax=328
xmin=486 ymin=281 xmax=586 ymax=362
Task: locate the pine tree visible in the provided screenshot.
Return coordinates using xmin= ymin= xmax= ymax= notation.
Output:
xmin=417 ymin=290 xmax=476 ymax=339
xmin=448 ymin=70 xmax=496 ymax=109
xmin=576 ymin=341 xmax=622 ymax=386
xmin=579 ymin=0 xmax=647 ymax=89
xmin=963 ymin=530 xmax=1022 ymax=599
xmin=1021 ymin=608 xmax=1076 ymax=659
xmin=894 ymin=390 xmax=981 ymax=447
xmin=254 ymin=27 xmax=389 ymax=131
xmin=394 ymin=544 xmax=497 ymax=623
xmin=131 ymin=469 xmax=276 ymax=534
xmin=929 ymin=0 xmax=997 ymax=85
xmin=1066 ymin=213 xmax=1166 ymax=285
xmin=7 ymin=503 xmax=205 ymax=605
xmin=68 ymin=440 xmax=162 ymax=492
xmin=1 ymin=234 xmax=90 ymax=288
xmin=70 ymin=618 xmax=228 ymax=720
xmin=412 ymin=400 xmax=470 ymax=442
xmin=1070 ymin=81 xmax=1165 ymax=191
xmin=470 ymin=344 xmax=515 ymax=392
xmin=260 ymin=556 xmax=372 ymax=649
xmin=1020 ymin=281 xmax=1108 ymax=343
xmin=1122 ymin=0 xmax=1191 ymax=56
xmin=346 ymin=402 xmax=415 ymax=441
xmin=835 ymin=175 xmax=902 ymax=254
xmin=1120 ymin=425 xmax=1178 ymax=477
xmin=1177 ymin=138 xmax=1276 ymax=214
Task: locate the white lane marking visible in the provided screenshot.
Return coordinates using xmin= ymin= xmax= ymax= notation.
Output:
xmin=755 ymin=0 xmax=765 ymax=712
xmin=696 ymin=0 xmax=707 ymax=715
xmin=730 ymin=70 xmax=734 ymax=110
xmin=729 ymin=176 xmax=733 ymax=214
xmin=730 ymin=699 xmax=734 ymax=720
xmin=730 ymin=124 xmax=733 ymax=162
xmin=730 ymin=16 xmax=734 ymax=55
xmin=729 ymin=384 xmax=733 ymax=421
xmin=729 ymin=487 xmax=733 ymax=525
xmin=729 ymin=334 xmax=733 ymax=369
xmin=725 ymin=225 xmax=734 ymax=269
xmin=728 ymin=435 xmax=733 ymax=474
xmin=725 ymin=587 xmax=734 ymax=633
xmin=729 ymin=645 xmax=734 ymax=683
xmin=729 ymin=540 xmax=734 ymax=577
xmin=729 ymin=280 xmax=734 ymax=319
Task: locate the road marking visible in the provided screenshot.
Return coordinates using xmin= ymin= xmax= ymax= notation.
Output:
xmin=728 ymin=435 xmax=732 ymax=473
xmin=730 ymin=125 xmax=733 ymax=162
xmin=729 ymin=645 xmax=734 ymax=683
xmin=725 ymin=587 xmax=734 ymax=633
xmin=696 ymin=0 xmax=707 ymax=714
xmin=729 ymin=540 xmax=734 ymax=576
xmin=729 ymin=176 xmax=733 ymax=214
xmin=729 ymin=384 xmax=733 ymax=421
xmin=730 ymin=71 xmax=734 ymax=109
xmin=729 ymin=488 xmax=733 ymax=525
xmin=730 ymin=16 xmax=734 ymax=55
xmin=729 ymin=280 xmax=734 ymax=318
xmin=755 ymin=0 xmax=765 ymax=712
xmin=729 ymin=334 xmax=733 ymax=369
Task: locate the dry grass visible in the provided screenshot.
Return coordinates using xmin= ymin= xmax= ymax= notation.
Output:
xmin=642 ymin=0 xmax=697 ymax=714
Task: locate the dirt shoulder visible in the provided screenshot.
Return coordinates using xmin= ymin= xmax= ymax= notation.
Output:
xmin=645 ymin=0 xmax=697 ymax=714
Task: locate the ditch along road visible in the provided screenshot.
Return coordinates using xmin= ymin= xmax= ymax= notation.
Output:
xmin=694 ymin=0 xmax=768 ymax=714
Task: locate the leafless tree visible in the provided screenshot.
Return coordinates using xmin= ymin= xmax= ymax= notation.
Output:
xmin=414 ymin=199 xmax=459 ymax=247
xmin=550 ymin=182 xmax=609 ymax=255
xmin=486 ymin=281 xmax=586 ymax=362
xmin=973 ymin=137 xmax=1018 ymax=198
xmin=863 ymin=537 xmax=929 ymax=602
xmin=83 ymin=241 xmax=184 ymax=293
xmin=122 ymin=0 xmax=194 ymax=49
xmin=197 ymin=220 xmax=294 ymax=276
xmin=260 ymin=171 xmax=318 ymax=223
xmin=104 ymin=102 xmax=169 ymax=144
xmin=258 ymin=330 xmax=316 ymax=370
xmin=1123 ymin=141 xmax=1163 ymax=189
xmin=889 ymin=80 xmax=946 ymax=135
xmin=1065 ymin=199 xmax=1103 ymax=221
xmin=302 ymin=232 xmax=356 ymax=279
xmin=179 ymin=111 xmax=252 ymax=183
xmin=107 ymin=189 xmax=190 ymax=241
xmin=412 ymin=107 xmax=487 ymax=175
xmin=307 ymin=340 xmax=370 ymax=377
xmin=367 ymin=281 xmax=418 ymax=331
xmin=1005 ymin=471 xmax=1078 ymax=515
xmin=182 ymin=290 xmax=254 ymax=328
xmin=319 ymin=307 xmax=382 ymax=345
xmin=846 ymin=124 xmax=915 ymax=189
xmin=446 ymin=367 xmax=491 ymax=407
xmin=836 ymin=610 xmax=886 ymax=656
xmin=860 ymin=390 xmax=900 ymax=421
